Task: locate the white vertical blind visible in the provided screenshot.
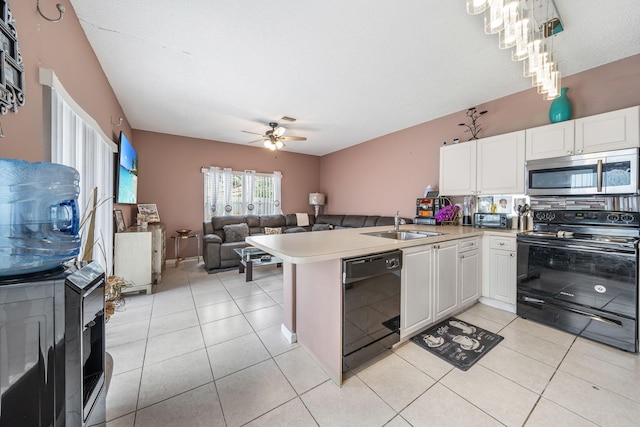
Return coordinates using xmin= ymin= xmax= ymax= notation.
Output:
xmin=44 ymin=71 xmax=115 ymax=274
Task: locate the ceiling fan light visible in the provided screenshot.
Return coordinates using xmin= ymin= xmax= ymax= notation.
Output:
xmin=274 ymin=127 xmax=286 ymax=137
xmin=275 ymin=140 xmax=284 ymax=149
xmin=263 ymin=140 xmax=272 ymax=148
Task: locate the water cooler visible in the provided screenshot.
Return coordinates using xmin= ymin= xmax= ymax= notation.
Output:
xmin=0 ymin=160 xmax=106 ymax=426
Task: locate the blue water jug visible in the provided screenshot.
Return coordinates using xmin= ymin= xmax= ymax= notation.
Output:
xmin=0 ymin=159 xmax=81 ymax=277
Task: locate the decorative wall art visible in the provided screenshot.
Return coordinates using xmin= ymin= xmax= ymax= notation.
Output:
xmin=0 ymin=0 xmax=25 ymax=117
xmin=137 ymin=203 xmax=160 ymax=223
xmin=113 ymin=210 xmax=126 ymax=232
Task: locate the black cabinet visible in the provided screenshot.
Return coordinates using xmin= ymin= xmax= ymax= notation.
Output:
xmin=0 ymin=271 xmax=66 ymax=427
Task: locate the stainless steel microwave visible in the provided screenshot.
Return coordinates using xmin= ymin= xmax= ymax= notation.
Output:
xmin=526 ymin=148 xmax=639 ymax=196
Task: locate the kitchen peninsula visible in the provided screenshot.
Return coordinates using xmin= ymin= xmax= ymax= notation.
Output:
xmin=246 ymin=224 xmax=486 ymax=384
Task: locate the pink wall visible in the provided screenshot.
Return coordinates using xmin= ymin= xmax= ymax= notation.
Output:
xmin=320 ymin=55 xmax=640 ymax=219
xmin=0 ymin=1 xmax=130 ymax=161
xmin=133 ymin=130 xmax=321 ymax=258
xmin=1 ymin=1 xmax=639 ymax=261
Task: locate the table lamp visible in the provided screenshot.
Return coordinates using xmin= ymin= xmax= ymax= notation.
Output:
xmin=309 ymin=192 xmax=325 ymax=217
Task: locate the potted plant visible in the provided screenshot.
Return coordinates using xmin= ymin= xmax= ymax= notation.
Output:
xmin=435 ymin=205 xmax=461 ymax=225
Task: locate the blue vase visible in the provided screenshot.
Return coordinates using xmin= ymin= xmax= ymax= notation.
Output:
xmin=549 ymin=87 xmax=572 ymax=123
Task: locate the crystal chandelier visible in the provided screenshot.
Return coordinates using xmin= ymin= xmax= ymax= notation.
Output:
xmin=466 ymin=0 xmax=563 ymax=100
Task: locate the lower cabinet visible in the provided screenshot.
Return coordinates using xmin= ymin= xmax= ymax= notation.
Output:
xmin=401 ymin=237 xmax=481 ymax=338
xmin=114 ymin=223 xmax=166 ymax=294
xmin=459 ymin=239 xmax=481 ymax=308
xmin=483 ymin=234 xmax=517 ymax=306
xmin=401 ymin=245 xmax=434 ymax=338
xmin=433 ymin=240 xmax=459 ymax=322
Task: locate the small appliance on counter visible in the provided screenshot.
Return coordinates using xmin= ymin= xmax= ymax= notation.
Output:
xmin=462 ymin=196 xmax=474 ymax=226
xmin=474 ymin=213 xmax=513 ymax=229
xmin=414 ymin=192 xmax=448 ymax=225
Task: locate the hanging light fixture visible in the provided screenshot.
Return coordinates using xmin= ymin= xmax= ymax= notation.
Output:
xmin=466 ymin=0 xmax=492 ymax=15
xmin=484 ymin=0 xmax=505 ymax=34
xmin=468 ymin=0 xmax=563 ymax=100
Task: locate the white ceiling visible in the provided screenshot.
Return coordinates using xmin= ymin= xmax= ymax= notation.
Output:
xmin=69 ymin=0 xmax=640 ymax=156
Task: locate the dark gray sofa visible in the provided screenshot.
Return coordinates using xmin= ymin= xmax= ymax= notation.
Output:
xmin=202 ymin=213 xmax=412 ymax=272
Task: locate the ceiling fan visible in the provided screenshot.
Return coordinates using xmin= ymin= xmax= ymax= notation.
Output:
xmin=242 ymin=122 xmax=307 ymax=150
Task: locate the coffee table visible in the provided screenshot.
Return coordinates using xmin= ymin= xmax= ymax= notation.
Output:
xmin=233 ymin=247 xmax=282 ymax=282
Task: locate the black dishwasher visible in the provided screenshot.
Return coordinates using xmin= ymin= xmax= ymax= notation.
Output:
xmin=342 ymin=250 xmax=402 ymax=371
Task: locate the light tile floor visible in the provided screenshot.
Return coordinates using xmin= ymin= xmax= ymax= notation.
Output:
xmin=106 ymin=260 xmax=640 ymax=427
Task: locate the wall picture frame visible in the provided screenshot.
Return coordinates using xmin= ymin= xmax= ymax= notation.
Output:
xmin=137 ymin=203 xmax=160 ymax=223
xmin=114 ymin=210 xmax=126 ymax=232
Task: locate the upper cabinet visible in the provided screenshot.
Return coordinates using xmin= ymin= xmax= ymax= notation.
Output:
xmin=575 ymin=106 xmax=640 ymax=154
xmin=526 ymin=106 xmax=639 ymax=161
xmin=439 ymin=141 xmax=477 ymax=196
xmin=477 ymin=131 xmax=525 ymax=195
xmin=440 ymin=130 xmax=525 ymax=196
xmin=525 ymin=121 xmax=575 ymax=160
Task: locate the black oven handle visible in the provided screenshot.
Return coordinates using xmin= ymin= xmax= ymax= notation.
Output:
xmin=522 ymin=297 xmax=623 ymax=327
xmin=564 ymin=244 xmax=636 ymax=256
xmin=517 ymin=239 xmax=637 ymax=256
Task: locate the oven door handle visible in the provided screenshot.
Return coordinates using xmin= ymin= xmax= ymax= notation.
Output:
xmin=523 ymin=296 xmax=623 ymax=327
xmin=564 ymin=305 xmax=623 ymax=327
xmin=564 ymin=244 xmax=636 ymax=256
xmin=518 ymin=239 xmax=636 ymax=256
xmin=523 ymin=296 xmax=546 ymax=304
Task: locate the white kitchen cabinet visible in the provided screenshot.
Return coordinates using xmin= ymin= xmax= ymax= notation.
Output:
xmin=401 ymin=237 xmax=482 ymax=337
xmin=458 ymin=238 xmax=480 ymax=309
xmin=477 ymin=131 xmax=526 ymax=194
xmin=439 ymin=141 xmax=477 ymax=196
xmin=526 ymin=106 xmax=640 ymax=161
xmin=525 ymin=121 xmax=575 ymax=160
xmin=433 ymin=240 xmax=459 ymax=322
xmin=114 ymin=223 xmax=165 ymax=294
xmin=439 ymin=130 xmax=525 ymax=196
xmin=575 ymin=105 xmax=639 ymax=154
xmin=401 ymin=245 xmax=434 ymax=338
xmin=482 ymin=235 xmax=517 ymax=307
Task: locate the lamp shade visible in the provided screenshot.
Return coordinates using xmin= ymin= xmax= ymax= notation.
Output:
xmin=309 ymin=193 xmax=325 ymax=206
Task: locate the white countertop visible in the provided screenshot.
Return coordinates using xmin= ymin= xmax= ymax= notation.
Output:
xmin=246 ymin=225 xmax=521 ymax=264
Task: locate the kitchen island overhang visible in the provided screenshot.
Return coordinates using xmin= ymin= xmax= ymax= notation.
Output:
xmin=246 ymin=224 xmax=485 ymax=385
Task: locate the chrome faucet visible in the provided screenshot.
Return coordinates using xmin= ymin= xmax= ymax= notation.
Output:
xmin=394 ymin=211 xmax=400 ymax=231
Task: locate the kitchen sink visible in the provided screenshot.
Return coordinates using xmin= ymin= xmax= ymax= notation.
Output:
xmin=361 ymin=230 xmax=445 ymax=240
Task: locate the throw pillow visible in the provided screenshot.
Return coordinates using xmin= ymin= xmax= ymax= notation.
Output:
xmin=264 ymin=227 xmax=282 ymax=235
xmin=295 ymin=213 xmax=310 ymax=227
xmin=285 ymin=227 xmax=307 ymax=233
xmin=223 ymin=223 xmax=249 ymax=243
xmin=312 ymin=223 xmax=332 ymax=231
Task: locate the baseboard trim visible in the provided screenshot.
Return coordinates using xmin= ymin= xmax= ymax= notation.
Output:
xmin=479 ymin=297 xmax=516 ymax=314
xmin=281 ymin=323 xmax=297 ymax=344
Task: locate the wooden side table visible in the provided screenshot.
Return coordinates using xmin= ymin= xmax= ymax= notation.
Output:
xmin=172 ymin=233 xmax=201 ymax=265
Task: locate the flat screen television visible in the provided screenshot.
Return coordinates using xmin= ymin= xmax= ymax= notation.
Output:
xmin=115 ymin=131 xmax=138 ymax=204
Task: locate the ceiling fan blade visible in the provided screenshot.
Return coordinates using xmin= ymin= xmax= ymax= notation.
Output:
xmin=246 ymin=138 xmax=265 ymax=144
xmin=281 ymin=136 xmax=306 ymax=141
xmin=274 ymin=126 xmax=286 ymax=137
xmin=242 ymin=130 xmax=265 ymax=136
